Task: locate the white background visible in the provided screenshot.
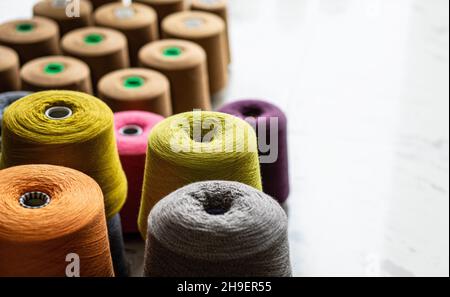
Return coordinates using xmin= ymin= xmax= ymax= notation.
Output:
xmin=1 ymin=0 xmax=448 ymax=276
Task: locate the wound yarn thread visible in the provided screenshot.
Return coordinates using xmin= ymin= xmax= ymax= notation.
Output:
xmin=0 ymin=91 xmax=31 ymax=152
xmin=0 ymin=90 xmax=129 ymax=277
xmin=138 ymin=111 xmax=262 ymax=238
xmin=115 ymin=110 xmax=164 ymax=234
xmin=0 ymin=46 xmax=20 ymax=92
xmin=144 ymin=180 xmax=292 ymax=277
xmin=98 ymin=68 xmax=172 ymax=117
xmin=0 ymin=164 xmax=114 ymax=277
xmin=33 ymin=0 xmax=94 ymax=37
xmin=138 ymin=39 xmax=211 ymax=114
xmin=0 ymin=90 xmax=127 ymax=219
xmin=134 ymin=0 xmax=185 ymax=36
xmin=0 ymin=17 xmax=61 ymax=65
xmin=162 ymin=11 xmax=228 ymax=94
xmin=61 ymin=27 xmax=130 ymax=93
xmin=94 ymin=2 xmax=159 ymax=66
xmin=219 ymin=99 xmax=290 ymax=203
xmin=20 ymin=55 xmax=93 ymax=94
xmin=191 ymin=0 xmax=231 ymax=65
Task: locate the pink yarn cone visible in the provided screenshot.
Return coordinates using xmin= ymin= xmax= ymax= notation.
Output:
xmin=115 ymin=111 xmax=164 ymax=234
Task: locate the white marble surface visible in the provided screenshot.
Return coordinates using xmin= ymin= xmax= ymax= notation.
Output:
xmin=1 ymin=0 xmax=448 ymax=277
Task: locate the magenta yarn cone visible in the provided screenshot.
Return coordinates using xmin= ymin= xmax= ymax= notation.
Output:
xmin=219 ymin=99 xmax=290 ymax=203
xmin=114 ymin=110 xmax=164 ymax=234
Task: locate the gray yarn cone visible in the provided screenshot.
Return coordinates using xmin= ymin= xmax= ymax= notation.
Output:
xmin=144 ymin=181 xmax=292 ymax=277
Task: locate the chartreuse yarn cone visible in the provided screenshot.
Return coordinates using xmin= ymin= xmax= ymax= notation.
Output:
xmin=138 ymin=111 xmax=262 ymax=238
xmin=0 ymin=90 xmax=127 ymax=219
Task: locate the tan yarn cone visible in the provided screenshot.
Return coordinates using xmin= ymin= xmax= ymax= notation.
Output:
xmin=191 ymin=0 xmax=230 ymax=65
xmin=94 ymin=2 xmax=159 ymax=67
xmin=20 ymin=56 xmax=92 ymax=94
xmin=135 ymin=0 xmax=186 ymax=35
xmin=0 ymin=17 xmax=60 ymax=65
xmin=139 ymin=39 xmax=210 ymax=113
xmin=61 ymin=27 xmax=129 ymax=93
xmin=98 ymin=68 xmax=172 ymax=117
xmin=33 ymin=0 xmax=93 ymax=37
xmin=162 ymin=11 xmax=227 ymax=95
xmin=0 ymin=46 xmax=20 ymax=92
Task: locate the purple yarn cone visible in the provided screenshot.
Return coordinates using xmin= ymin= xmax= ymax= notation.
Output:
xmin=219 ymin=99 xmax=290 ymax=203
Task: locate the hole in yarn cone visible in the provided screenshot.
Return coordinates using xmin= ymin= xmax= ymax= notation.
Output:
xmin=84 ymin=33 xmax=104 ymax=45
xmin=163 ymin=47 xmax=182 ymax=57
xmin=241 ymin=106 xmax=262 ymax=118
xmin=205 ymin=208 xmax=228 ymax=215
xmin=189 ymin=122 xmax=216 ymax=143
xmin=200 ymin=0 xmax=221 ymax=4
xmin=16 ymin=23 xmax=34 ymax=32
xmin=19 ymin=192 xmax=51 ymax=209
xmin=51 ymin=0 xmax=68 ymax=8
xmin=114 ymin=6 xmax=135 ymax=19
xmin=44 ymin=63 xmax=65 ymax=75
xmin=184 ymin=18 xmax=204 ymax=28
xmin=191 ymin=188 xmax=235 ymax=215
xmin=123 ymin=76 xmax=144 ymax=88
xmin=45 ymin=106 xmax=73 ymax=120
xmin=203 ymin=198 xmax=232 ymax=215
xmin=119 ymin=125 xmax=143 ymax=136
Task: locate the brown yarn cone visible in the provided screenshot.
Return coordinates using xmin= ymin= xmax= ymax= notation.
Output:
xmin=98 ymin=68 xmax=172 ymax=117
xmin=94 ymin=2 xmax=159 ymax=67
xmin=20 ymin=56 xmax=92 ymax=94
xmin=135 ymin=0 xmax=186 ymax=36
xmin=61 ymin=27 xmax=129 ymax=93
xmin=191 ymin=0 xmax=230 ymax=65
xmin=33 ymin=0 xmax=93 ymax=37
xmin=162 ymin=11 xmax=227 ymax=95
xmin=139 ymin=39 xmax=210 ymax=113
xmin=89 ymin=0 xmax=120 ymax=10
xmin=0 ymin=17 xmax=61 ymax=65
xmin=0 ymin=46 xmax=20 ymax=92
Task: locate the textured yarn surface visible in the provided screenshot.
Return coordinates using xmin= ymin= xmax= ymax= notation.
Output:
xmin=144 ymin=180 xmax=292 ymax=277
xmin=138 ymin=111 xmax=262 ymax=238
xmin=162 ymin=11 xmax=228 ymax=94
xmin=115 ymin=110 xmax=164 ymax=233
xmin=0 ymin=165 xmax=114 ymax=277
xmin=0 ymin=90 xmax=127 ymax=219
xmin=0 ymin=91 xmax=32 ymax=124
xmin=0 ymin=17 xmax=61 ymax=65
xmin=219 ymin=99 xmax=290 ymax=203
xmin=0 ymin=46 xmax=20 ymax=92
xmin=0 ymin=91 xmax=31 ymax=152
xmin=33 ymin=0 xmax=93 ymax=36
